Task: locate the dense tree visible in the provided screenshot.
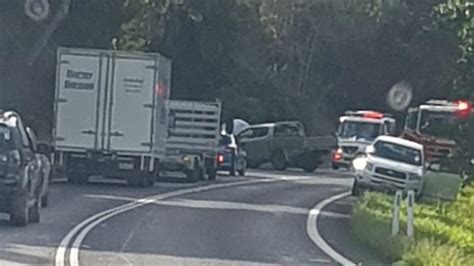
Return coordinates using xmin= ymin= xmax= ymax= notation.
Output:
xmin=0 ymin=0 xmax=469 ymax=137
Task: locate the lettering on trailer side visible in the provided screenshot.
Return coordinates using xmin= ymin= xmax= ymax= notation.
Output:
xmin=123 ymin=77 xmax=144 ymax=93
xmin=64 ymin=69 xmax=94 ymax=90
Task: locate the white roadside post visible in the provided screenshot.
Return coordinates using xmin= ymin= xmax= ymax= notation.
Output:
xmin=391 ymin=190 xmax=403 ymax=236
xmin=407 ymin=190 xmax=415 ymax=238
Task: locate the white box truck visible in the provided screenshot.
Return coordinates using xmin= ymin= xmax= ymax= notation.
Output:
xmin=52 ymin=47 xmax=220 ymax=186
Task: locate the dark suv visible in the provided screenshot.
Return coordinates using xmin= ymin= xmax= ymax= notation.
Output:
xmin=0 ymin=111 xmax=43 ymax=226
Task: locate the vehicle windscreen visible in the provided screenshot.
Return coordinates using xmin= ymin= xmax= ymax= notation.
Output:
xmin=419 ymin=111 xmax=460 ymax=139
xmin=0 ymin=125 xmax=15 ymax=152
xmin=373 ymin=140 xmax=422 ymax=166
xmin=338 ymin=121 xmax=381 ymax=141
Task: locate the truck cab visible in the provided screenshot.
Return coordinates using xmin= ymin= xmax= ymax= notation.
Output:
xmin=401 ymin=99 xmax=473 ymax=163
xmin=332 ymin=111 xmax=396 ymax=170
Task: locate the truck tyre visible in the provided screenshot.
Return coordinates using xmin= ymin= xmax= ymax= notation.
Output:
xmin=68 ymin=172 xmax=89 ymax=184
xmin=271 ymin=152 xmax=288 ymax=171
xmin=186 ymin=158 xmax=201 ymax=182
xmin=207 ymin=163 xmax=217 ymax=181
xmin=10 ymin=192 xmax=29 ymax=226
xmin=302 ymin=162 xmax=319 ymax=173
xmin=247 ymin=161 xmax=259 ymax=169
xmin=238 ymin=159 xmax=247 ymax=176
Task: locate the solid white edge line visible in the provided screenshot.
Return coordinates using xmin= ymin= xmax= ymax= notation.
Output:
xmin=56 ymin=178 xmax=271 ymax=266
xmin=306 ymin=191 xmax=356 ymax=266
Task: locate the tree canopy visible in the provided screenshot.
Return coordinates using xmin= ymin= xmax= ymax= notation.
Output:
xmin=0 ymin=0 xmax=472 ymax=138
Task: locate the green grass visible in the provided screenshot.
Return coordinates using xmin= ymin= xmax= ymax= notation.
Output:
xmin=351 ymin=186 xmax=474 ymax=265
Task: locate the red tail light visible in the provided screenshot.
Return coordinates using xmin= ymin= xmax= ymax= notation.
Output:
xmin=332 ymin=148 xmax=343 ymax=161
xmin=217 ymin=154 xmax=225 ymax=164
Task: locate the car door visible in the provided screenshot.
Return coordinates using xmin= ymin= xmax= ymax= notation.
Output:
xmin=237 ymin=127 xmax=271 ymax=163
xmin=20 ymin=126 xmax=41 ymax=200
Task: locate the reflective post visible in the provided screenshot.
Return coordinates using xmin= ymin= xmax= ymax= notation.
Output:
xmin=391 ymin=190 xmax=402 ymax=236
xmin=407 ymin=190 xmax=415 ymax=238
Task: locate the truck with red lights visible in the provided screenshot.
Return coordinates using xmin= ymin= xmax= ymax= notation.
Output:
xmin=332 ymin=111 xmax=396 ymax=170
xmin=401 ymin=99 xmax=473 ymax=162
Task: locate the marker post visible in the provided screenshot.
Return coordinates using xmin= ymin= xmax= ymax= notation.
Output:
xmin=391 ymin=190 xmax=402 ymax=236
xmin=407 ymin=190 xmax=415 ymax=238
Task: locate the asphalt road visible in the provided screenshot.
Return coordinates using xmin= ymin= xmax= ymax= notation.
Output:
xmin=0 ymin=170 xmax=387 ymax=266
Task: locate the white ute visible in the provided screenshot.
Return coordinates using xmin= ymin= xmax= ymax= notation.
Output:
xmin=351 ymin=135 xmax=425 ymax=197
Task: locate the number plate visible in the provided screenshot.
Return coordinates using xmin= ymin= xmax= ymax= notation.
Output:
xmin=118 ymin=163 xmax=134 ymax=170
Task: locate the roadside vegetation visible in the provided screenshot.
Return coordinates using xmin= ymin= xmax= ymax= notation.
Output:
xmin=351 ymin=186 xmax=474 ymax=265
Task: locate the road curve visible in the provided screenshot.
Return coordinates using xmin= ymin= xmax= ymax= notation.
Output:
xmin=0 ymin=170 xmax=384 ymax=266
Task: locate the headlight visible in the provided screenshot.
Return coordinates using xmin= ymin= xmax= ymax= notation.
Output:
xmin=408 ymin=173 xmax=422 ymax=181
xmin=352 ymin=157 xmax=367 ymax=171
xmin=366 ymin=162 xmax=374 ymax=171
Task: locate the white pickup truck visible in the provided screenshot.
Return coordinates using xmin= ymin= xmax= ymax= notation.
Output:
xmin=352 ymin=135 xmax=425 ymax=197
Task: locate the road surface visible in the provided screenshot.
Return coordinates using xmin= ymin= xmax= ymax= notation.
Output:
xmin=0 ymin=170 xmax=388 ymax=266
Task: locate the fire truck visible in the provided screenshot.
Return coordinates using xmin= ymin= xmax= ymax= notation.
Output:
xmin=401 ymin=99 xmax=473 ymax=162
xmin=332 ymin=111 xmax=396 ymax=169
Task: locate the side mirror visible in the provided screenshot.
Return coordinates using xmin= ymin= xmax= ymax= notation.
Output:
xmin=365 ymin=146 xmax=375 ymax=154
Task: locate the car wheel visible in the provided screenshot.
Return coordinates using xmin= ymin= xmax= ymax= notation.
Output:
xmin=10 ymin=191 xmax=29 ymax=226
xmin=271 ymin=152 xmax=288 ymax=171
xmin=331 ymin=163 xmax=339 ymax=170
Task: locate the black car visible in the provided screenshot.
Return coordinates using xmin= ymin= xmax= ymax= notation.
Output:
xmin=0 ymin=111 xmax=43 ymax=226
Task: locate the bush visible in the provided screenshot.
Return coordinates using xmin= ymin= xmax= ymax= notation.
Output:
xmin=351 ymin=186 xmax=474 ymax=265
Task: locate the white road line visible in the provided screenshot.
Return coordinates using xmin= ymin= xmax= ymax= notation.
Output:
xmin=56 ymin=179 xmax=273 ymax=266
xmin=306 ymin=192 xmax=356 ymax=266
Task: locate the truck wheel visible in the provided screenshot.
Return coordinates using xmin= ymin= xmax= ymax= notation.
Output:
xmin=207 ymin=163 xmax=217 ymax=181
xmin=247 ymin=161 xmax=259 ymax=169
xmin=271 ymin=152 xmax=288 ymax=171
xmin=302 ymin=163 xmax=319 ymax=173
xmin=186 ymin=158 xmax=201 ymax=182
xmin=68 ymin=172 xmax=89 ymax=184
xmin=10 ymin=192 xmax=29 ymax=226
xmin=238 ymin=159 xmax=247 ymax=176
xmin=77 ymin=174 xmax=89 ymax=185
